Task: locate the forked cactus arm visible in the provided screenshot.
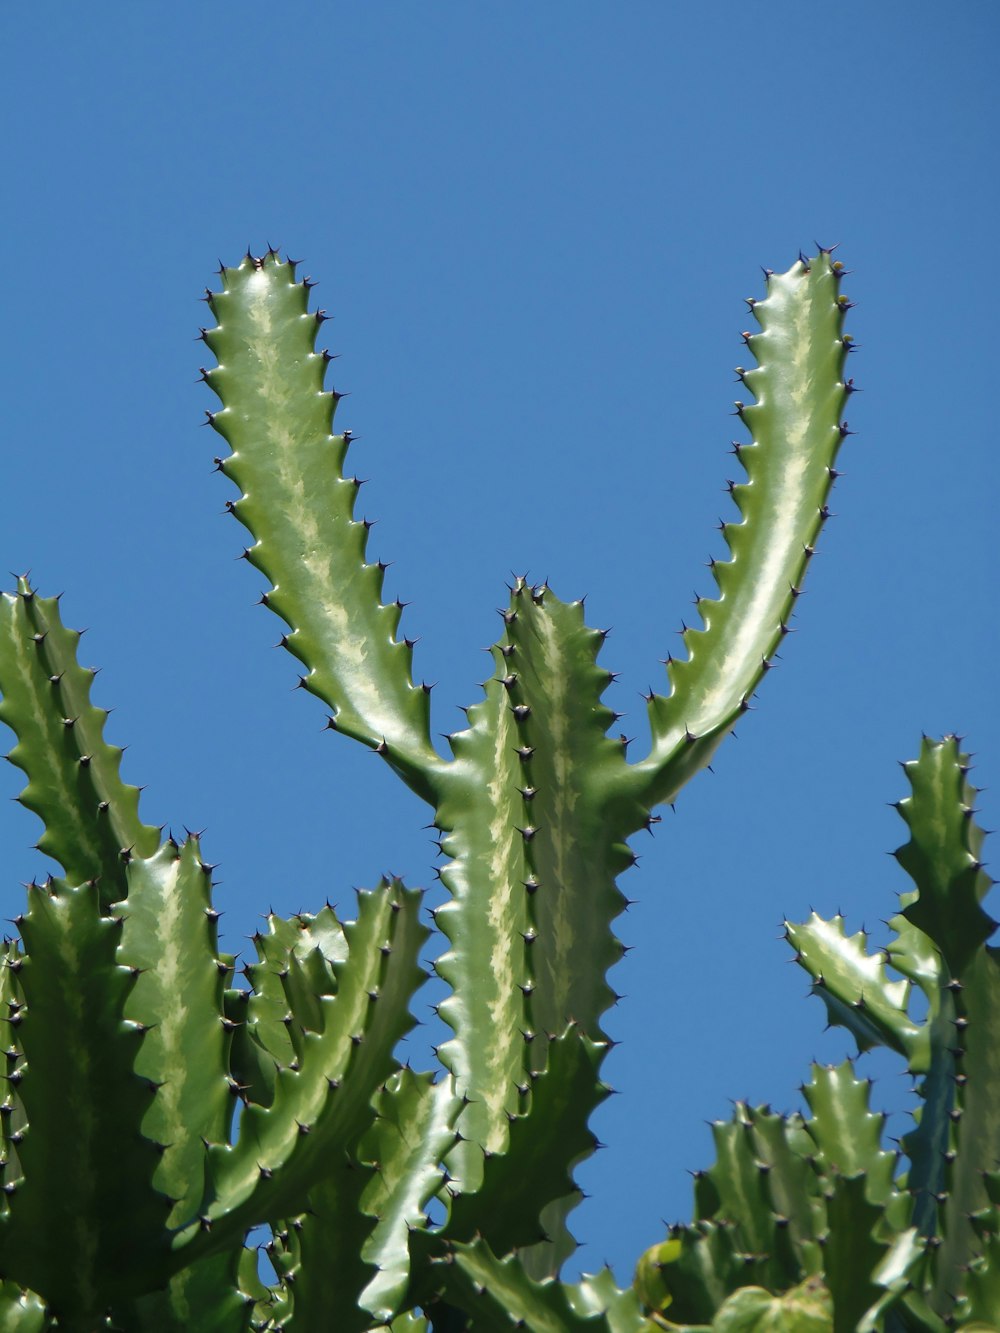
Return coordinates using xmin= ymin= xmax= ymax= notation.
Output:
xmin=202 ymin=254 xmax=445 ymax=804
xmin=625 ymin=252 xmax=851 ymax=811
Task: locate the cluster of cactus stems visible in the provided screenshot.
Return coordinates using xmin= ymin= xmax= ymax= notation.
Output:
xmin=0 ymin=247 xmax=989 ymax=1331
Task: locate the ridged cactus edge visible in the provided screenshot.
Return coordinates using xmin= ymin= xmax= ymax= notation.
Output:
xmin=3 ymin=246 xmax=988 ymax=1330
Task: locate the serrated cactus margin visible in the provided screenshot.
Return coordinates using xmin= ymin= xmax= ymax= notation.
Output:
xmin=0 ymin=243 xmax=869 ymax=1329
xmin=202 ymin=246 xmax=851 ymax=1271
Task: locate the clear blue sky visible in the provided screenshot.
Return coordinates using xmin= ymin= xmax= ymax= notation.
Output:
xmin=2 ymin=1 xmax=997 ymax=1286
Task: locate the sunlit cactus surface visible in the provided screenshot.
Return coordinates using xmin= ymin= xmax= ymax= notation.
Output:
xmin=2 ymin=251 xmax=988 ymax=1331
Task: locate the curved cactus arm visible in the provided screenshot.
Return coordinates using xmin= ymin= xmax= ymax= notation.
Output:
xmin=174 ymin=882 xmax=426 ymax=1262
xmin=627 ymin=251 xmax=850 ymax=810
xmin=0 ymin=581 xmax=159 ymax=905
xmin=203 ymin=253 xmax=443 ymax=803
xmin=0 ymin=1285 xmax=48 ymax=1333
xmin=0 ymin=881 xmax=170 ymax=1316
xmin=784 ymin=912 xmax=926 ymax=1063
xmin=359 ymin=1070 xmax=464 ymax=1324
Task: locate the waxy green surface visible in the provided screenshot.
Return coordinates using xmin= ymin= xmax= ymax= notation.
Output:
xmin=205 ymin=252 xmax=851 ymax=1275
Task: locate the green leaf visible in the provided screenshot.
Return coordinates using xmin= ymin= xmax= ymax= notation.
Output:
xmin=710 ymin=1276 xmax=832 ymax=1332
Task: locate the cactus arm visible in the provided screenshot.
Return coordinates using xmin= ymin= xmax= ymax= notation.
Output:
xmin=113 ymin=840 xmax=233 ymax=1224
xmin=569 ymin=1270 xmax=656 ymax=1333
xmin=434 ymin=587 xmax=633 ymax=1195
xmin=430 ymin=1239 xmax=656 ymax=1333
xmin=896 ymin=738 xmax=995 ymax=978
xmin=223 ymin=987 xmax=277 ymax=1109
xmin=439 ymin=1028 xmax=607 ymax=1257
xmin=801 ymin=1063 xmax=898 ymax=1205
xmin=244 ymin=905 xmax=349 ymax=1074
xmin=876 ymin=739 xmax=1000 ymax=1313
xmin=0 ymin=582 xmax=159 ymax=904
xmin=175 ymin=882 xmax=426 ymax=1260
xmin=359 ymin=1071 xmax=463 ymax=1324
xmin=0 ymin=881 xmax=169 ymax=1316
xmin=628 ymin=252 xmax=850 ymax=810
xmin=700 ymin=1104 xmax=823 ymax=1294
xmin=958 ymin=1230 xmax=1000 ymax=1325
xmin=203 ymin=253 xmax=443 ymax=802
xmin=431 ymin=663 xmax=531 ymax=1180
xmin=784 ymin=913 xmax=925 ymax=1062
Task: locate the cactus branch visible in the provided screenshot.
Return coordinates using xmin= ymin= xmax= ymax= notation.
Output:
xmin=203 ymin=257 xmax=444 ymax=802
xmin=629 ymin=253 xmax=850 ymax=809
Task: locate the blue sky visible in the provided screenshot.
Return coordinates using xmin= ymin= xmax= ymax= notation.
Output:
xmin=2 ymin=1 xmax=997 ymax=1285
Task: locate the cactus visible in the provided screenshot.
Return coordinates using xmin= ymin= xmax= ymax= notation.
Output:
xmin=0 ymin=246 xmax=860 ymax=1329
xmin=636 ymin=736 xmax=999 ymax=1331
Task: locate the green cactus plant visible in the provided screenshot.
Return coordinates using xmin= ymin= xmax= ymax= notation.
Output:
xmin=0 ymin=245 xmax=882 ymax=1330
xmin=636 ymin=735 xmax=999 ymax=1332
